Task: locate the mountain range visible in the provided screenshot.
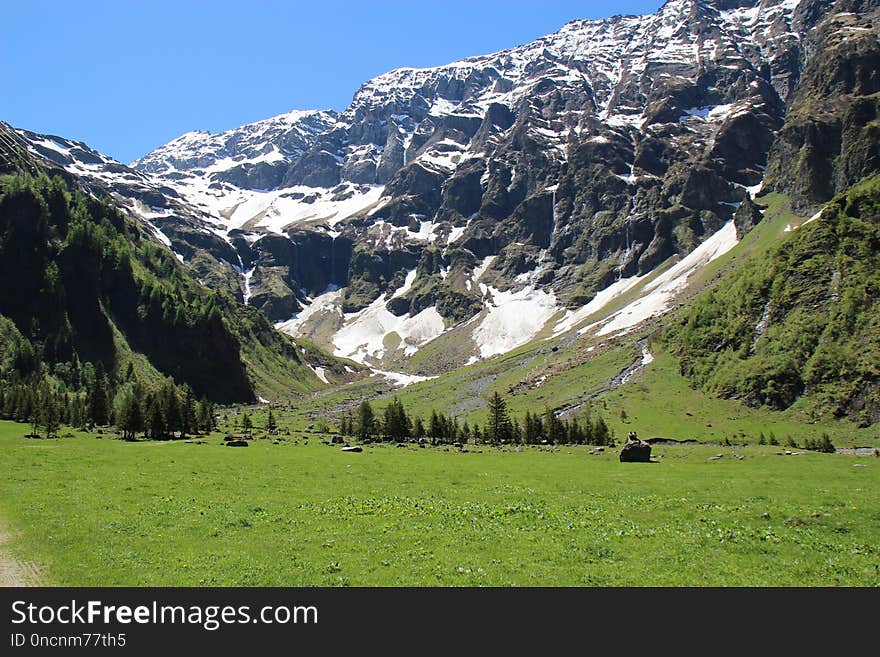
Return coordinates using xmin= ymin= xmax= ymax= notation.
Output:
xmin=1 ymin=0 xmax=878 ymax=420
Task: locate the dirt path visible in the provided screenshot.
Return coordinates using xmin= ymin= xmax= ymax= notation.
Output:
xmin=0 ymin=523 xmax=43 ymax=586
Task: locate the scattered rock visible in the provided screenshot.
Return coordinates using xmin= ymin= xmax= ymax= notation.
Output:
xmin=853 ymin=463 xmax=866 ymax=468
xmin=341 ymin=445 xmax=363 ymax=453
xmin=226 ymin=440 xmax=249 ymax=447
xmin=733 ymin=454 xmax=745 ymax=460
xmin=785 ymin=450 xmax=792 ymax=455
xmin=708 ymin=455 xmax=722 ymax=461
xmin=331 ymin=435 xmax=345 ymax=444
xmin=760 ymin=512 xmax=770 ymax=519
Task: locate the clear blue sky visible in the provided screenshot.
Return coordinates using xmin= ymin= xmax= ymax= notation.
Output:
xmin=2 ymin=1 xmax=662 ymax=163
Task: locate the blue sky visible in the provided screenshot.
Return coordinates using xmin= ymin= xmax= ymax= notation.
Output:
xmin=3 ymin=1 xmax=662 ymax=163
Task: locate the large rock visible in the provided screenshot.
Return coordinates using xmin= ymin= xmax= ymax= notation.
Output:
xmin=733 ymin=193 xmax=765 ymax=239
xmin=619 ymin=439 xmax=652 ymax=463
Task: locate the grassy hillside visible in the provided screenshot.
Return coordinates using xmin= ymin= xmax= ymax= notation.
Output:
xmin=666 ymin=175 xmax=880 ymax=426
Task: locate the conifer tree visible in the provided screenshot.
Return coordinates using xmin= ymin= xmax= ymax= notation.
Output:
xmin=195 ymin=397 xmax=211 ymax=433
xmin=592 ymin=414 xmax=612 ymax=446
xmin=486 ymin=392 xmax=511 ymax=443
xmin=116 ymin=388 xmax=143 ymax=441
xmin=412 ymin=416 xmax=425 ymax=440
xmin=511 ymin=417 xmax=522 ymax=444
xmin=40 ymin=381 xmax=61 ymax=438
xmin=89 ymin=363 xmax=110 ymax=426
xmin=161 ymin=379 xmax=181 ymax=437
xmin=181 ymin=385 xmax=196 ymax=438
xmin=29 ymin=380 xmax=41 ymax=437
xmin=356 ymin=400 xmax=376 ymax=442
xmin=146 ymin=394 xmax=165 ymax=439
xmin=429 ymin=410 xmax=442 ymax=440
xmin=543 ymin=407 xmax=564 ymax=444
xmin=383 ymin=397 xmax=410 ymax=442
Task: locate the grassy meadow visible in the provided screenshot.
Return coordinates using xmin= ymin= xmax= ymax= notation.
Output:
xmin=0 ymin=420 xmax=877 ymax=586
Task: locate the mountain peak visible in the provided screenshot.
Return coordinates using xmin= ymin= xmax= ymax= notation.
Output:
xmin=131 ymin=108 xmax=337 ymax=175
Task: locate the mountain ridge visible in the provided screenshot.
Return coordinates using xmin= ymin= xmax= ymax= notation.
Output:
xmin=6 ymin=0 xmax=879 ymax=389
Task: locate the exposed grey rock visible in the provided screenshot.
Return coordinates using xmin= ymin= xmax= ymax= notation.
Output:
xmin=734 ymin=194 xmax=765 ymax=239
xmin=619 ymin=434 xmax=652 ymax=462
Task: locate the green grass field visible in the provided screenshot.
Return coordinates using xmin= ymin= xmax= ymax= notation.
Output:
xmin=1 ymin=421 xmax=877 ymax=586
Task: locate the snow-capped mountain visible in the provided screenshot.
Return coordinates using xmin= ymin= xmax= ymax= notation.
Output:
xmin=9 ymin=0 xmax=880 ymax=379
xmin=131 ymin=110 xmax=336 ymax=178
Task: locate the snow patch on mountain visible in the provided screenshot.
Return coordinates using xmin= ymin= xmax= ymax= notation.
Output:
xmin=275 ymin=285 xmax=343 ymax=335
xmin=310 ymin=366 xmax=330 ymax=385
xmin=334 ymin=304 xmax=446 ymax=363
xmin=472 ymin=285 xmax=559 ymax=358
xmin=585 ymin=221 xmax=739 ymax=338
xmin=371 ymin=369 xmax=437 ymax=388
xmin=552 ymin=274 xmax=648 ymax=337
xmin=163 ymin=177 xmax=385 ymax=235
xmin=330 ymin=270 xmax=447 ymax=363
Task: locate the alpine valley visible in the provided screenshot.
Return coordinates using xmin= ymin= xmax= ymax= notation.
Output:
xmin=2 ymin=0 xmax=879 ymax=429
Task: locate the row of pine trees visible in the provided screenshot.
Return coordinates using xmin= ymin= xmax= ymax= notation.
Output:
xmin=338 ymin=392 xmax=614 ymax=446
xmin=0 ymin=364 xmax=216 ymax=440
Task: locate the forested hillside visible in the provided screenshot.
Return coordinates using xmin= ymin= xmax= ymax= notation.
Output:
xmin=0 ymin=173 xmax=327 ymax=428
xmin=666 ymin=175 xmax=880 ymax=426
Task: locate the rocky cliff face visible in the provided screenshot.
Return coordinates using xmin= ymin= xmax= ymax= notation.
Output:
xmin=10 ymin=0 xmax=880 ymax=375
xmin=765 ymin=0 xmax=880 ymax=212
